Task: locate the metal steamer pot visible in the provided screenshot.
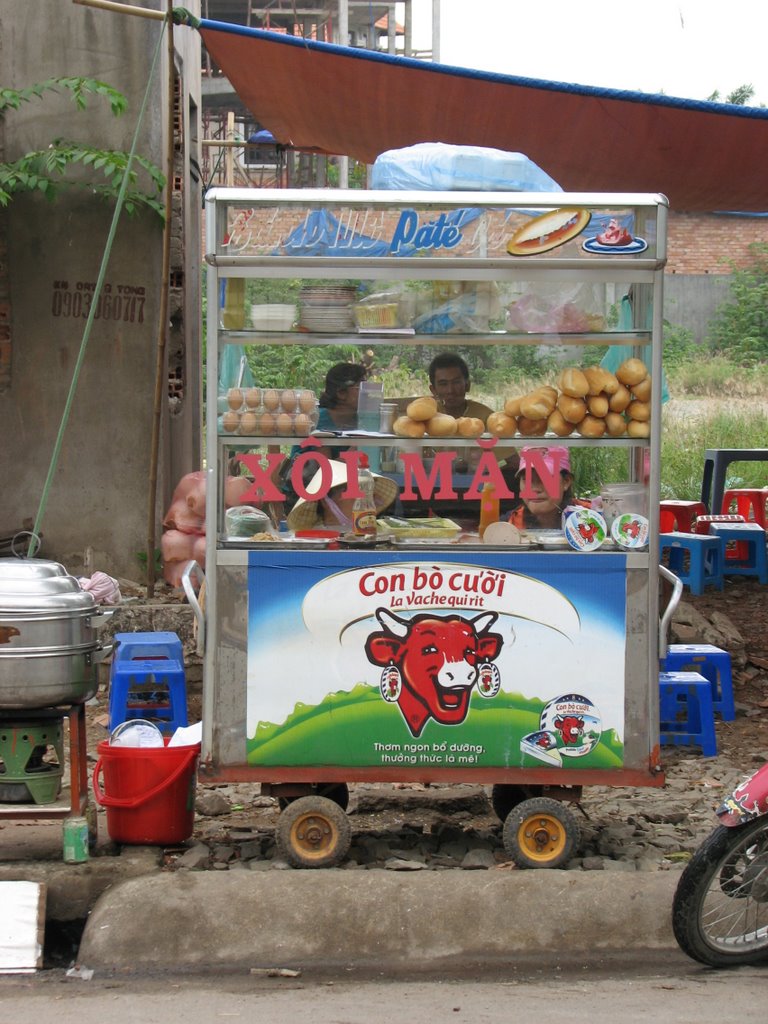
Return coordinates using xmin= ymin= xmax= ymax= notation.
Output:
xmin=0 ymin=558 xmax=113 ymax=708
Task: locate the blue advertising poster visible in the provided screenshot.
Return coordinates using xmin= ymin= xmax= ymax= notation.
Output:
xmin=246 ymin=550 xmax=627 ymax=771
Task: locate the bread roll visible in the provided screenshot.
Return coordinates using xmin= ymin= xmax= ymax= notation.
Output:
xmin=393 ymin=415 xmax=425 ymax=438
xmin=626 ymin=399 xmax=650 ymax=422
xmin=517 ymin=415 xmax=548 ymax=437
xmin=557 ymin=367 xmax=590 ymax=398
xmin=520 ymin=391 xmax=555 ymax=420
xmin=632 ymin=375 xmax=652 ymax=401
xmin=605 ymin=412 xmax=628 ymax=437
xmin=504 ymin=395 xmax=523 ymax=418
xmin=406 ymin=396 xmax=438 ymax=421
xmin=547 ymin=408 xmax=575 ymax=437
xmin=536 ymin=385 xmax=559 ymax=403
xmin=577 ymin=415 xmax=606 ymax=438
xmin=608 ymin=383 xmax=632 ymax=412
xmin=456 ymin=416 xmax=485 ymax=438
xmin=583 ymin=366 xmax=620 ymax=396
xmin=486 ymin=412 xmax=517 ymax=437
xmin=627 ymin=419 xmax=650 ymax=438
xmin=426 ymin=413 xmax=458 ymax=437
xmin=616 ymin=357 xmax=648 ymax=387
xmin=587 ymin=393 xmax=609 ymax=418
xmin=557 ymin=394 xmax=587 ymax=424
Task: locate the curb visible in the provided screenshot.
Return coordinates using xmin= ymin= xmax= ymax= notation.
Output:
xmin=78 ymin=870 xmax=679 ymax=970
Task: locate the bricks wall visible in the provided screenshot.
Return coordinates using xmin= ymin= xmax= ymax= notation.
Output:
xmin=666 ymin=212 xmax=768 ymax=275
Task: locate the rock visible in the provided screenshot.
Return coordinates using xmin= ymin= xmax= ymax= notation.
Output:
xmin=175 ymin=843 xmax=211 ymax=869
xmin=195 ymin=790 xmax=232 ymax=816
xmin=385 ymin=857 xmax=426 ymax=871
xmin=461 ymin=849 xmax=496 ymax=869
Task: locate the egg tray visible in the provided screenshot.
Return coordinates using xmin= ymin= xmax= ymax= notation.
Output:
xmin=219 ymin=409 xmax=318 ymax=437
xmin=224 ymin=387 xmax=317 ymax=414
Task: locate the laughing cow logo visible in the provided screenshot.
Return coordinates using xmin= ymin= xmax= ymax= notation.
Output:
xmin=554 ymin=715 xmax=584 ymax=746
xmin=364 ymin=609 xmax=504 ymax=737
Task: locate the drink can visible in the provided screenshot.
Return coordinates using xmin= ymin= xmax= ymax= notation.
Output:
xmin=63 ymin=816 xmax=90 ymax=863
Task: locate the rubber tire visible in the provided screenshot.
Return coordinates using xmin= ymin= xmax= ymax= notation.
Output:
xmin=672 ymin=818 xmax=768 ymax=967
xmin=277 ymin=782 xmax=350 ymax=812
xmin=502 ymin=796 xmax=580 ymax=869
xmin=276 ymin=795 xmax=351 ymax=869
xmin=491 ymin=784 xmax=543 ymax=822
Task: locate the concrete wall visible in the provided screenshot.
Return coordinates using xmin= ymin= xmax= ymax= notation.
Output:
xmin=664 ymin=274 xmax=733 ymax=344
xmin=0 ymin=1 xmax=201 ymax=577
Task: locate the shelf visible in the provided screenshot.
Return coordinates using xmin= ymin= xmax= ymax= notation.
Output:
xmin=218 ymin=329 xmax=651 ymax=347
xmin=218 ymin=433 xmax=651 ymax=448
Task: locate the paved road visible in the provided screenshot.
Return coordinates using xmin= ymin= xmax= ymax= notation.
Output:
xmin=0 ymin=955 xmax=765 ymax=1022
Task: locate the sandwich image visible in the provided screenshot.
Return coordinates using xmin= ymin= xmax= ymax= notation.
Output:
xmin=507 ymin=208 xmax=591 ymax=256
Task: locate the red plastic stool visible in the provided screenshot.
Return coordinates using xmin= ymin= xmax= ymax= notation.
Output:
xmin=695 ymin=513 xmax=748 ymax=561
xmin=721 ymin=488 xmax=768 ymax=529
xmin=659 ymin=508 xmax=677 ymax=532
xmin=659 ymin=500 xmax=707 ymax=533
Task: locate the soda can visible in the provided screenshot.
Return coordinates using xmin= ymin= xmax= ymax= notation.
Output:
xmin=62 ymin=816 xmax=89 ymax=864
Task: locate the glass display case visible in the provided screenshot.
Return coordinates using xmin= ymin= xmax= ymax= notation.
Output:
xmin=198 ymin=188 xmax=668 ymax=867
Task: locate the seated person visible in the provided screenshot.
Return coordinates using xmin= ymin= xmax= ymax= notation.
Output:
xmin=316 ymin=362 xmax=367 ymax=432
xmin=403 ymin=352 xmax=517 ymax=523
xmin=287 ymin=459 xmax=398 ymax=533
xmin=428 ymin=352 xmax=493 ymax=423
xmin=507 ymin=446 xmax=574 ymax=531
xmin=276 ymin=362 xmax=368 ymax=507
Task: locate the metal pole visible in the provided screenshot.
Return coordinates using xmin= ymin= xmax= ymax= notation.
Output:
xmin=146 ymin=0 xmax=175 ymax=595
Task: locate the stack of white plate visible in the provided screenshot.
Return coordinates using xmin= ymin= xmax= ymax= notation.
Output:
xmin=299 ymin=285 xmax=357 ymax=332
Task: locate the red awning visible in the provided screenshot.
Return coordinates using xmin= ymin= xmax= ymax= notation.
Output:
xmin=199 ymin=20 xmax=768 ymax=213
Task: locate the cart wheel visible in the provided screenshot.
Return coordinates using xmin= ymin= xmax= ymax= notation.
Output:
xmin=276 ymin=795 xmax=351 ymax=869
xmin=502 ymin=796 xmax=580 ymax=869
xmin=278 ymin=782 xmax=350 ymax=812
xmin=491 ymin=784 xmax=542 ymax=822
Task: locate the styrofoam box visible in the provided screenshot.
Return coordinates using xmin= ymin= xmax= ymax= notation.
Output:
xmin=249 ymin=304 xmax=297 ymax=331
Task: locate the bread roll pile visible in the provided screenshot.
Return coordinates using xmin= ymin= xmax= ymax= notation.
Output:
xmin=387 ymin=360 xmax=652 ymax=443
xmin=392 ymin=396 xmax=487 ymax=439
xmin=500 ymin=358 xmax=651 ymax=439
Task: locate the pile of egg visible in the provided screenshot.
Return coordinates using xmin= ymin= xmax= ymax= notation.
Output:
xmin=219 ymin=387 xmax=319 ymax=436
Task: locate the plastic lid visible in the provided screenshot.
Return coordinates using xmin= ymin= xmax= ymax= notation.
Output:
xmin=110 ymin=720 xmax=165 ymax=748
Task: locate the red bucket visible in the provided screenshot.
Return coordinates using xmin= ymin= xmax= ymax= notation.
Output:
xmin=92 ymin=739 xmax=200 ymax=844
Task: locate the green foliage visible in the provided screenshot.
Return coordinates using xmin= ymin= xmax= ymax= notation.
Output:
xmin=0 ymin=76 xmax=164 ymax=216
xmin=707 ymin=243 xmax=768 ymax=365
xmin=662 ymin=321 xmax=698 ymax=368
xmin=660 ymin=404 xmax=768 ymax=499
xmin=244 ymin=343 xmax=368 ymax=389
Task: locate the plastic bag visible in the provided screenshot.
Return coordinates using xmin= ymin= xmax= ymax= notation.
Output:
xmin=78 ymin=571 xmax=121 ymax=605
xmin=414 ymin=283 xmax=502 ymax=334
xmin=371 ymin=143 xmax=562 ymax=193
xmin=505 ymin=282 xmax=605 ymax=333
xmin=224 ymin=505 xmax=271 ymax=538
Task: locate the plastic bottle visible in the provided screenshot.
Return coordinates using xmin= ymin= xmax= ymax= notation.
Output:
xmin=352 ymin=454 xmax=377 ymax=536
xmin=478 ymin=481 xmax=500 ymax=538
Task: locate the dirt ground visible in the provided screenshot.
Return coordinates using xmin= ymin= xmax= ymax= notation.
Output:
xmin=677 ymin=575 xmax=768 ymax=762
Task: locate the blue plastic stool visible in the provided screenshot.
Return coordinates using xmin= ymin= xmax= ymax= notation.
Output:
xmin=659 ymin=670 xmax=717 ymax=757
xmin=659 ymin=532 xmax=724 ymax=595
xmin=662 ymin=644 xmax=735 ymax=722
xmin=708 ymin=522 xmax=768 ymax=584
xmin=109 ymin=632 xmax=188 ymax=735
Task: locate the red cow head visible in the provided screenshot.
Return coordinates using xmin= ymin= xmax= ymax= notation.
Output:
xmin=554 ymin=715 xmax=584 ymax=745
xmin=365 ymin=609 xmax=504 ymax=737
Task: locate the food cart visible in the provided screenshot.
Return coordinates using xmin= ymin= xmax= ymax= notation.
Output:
xmin=192 ymin=188 xmax=667 ymax=868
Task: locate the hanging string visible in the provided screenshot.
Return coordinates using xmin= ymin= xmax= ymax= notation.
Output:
xmin=27 ymin=17 xmax=168 ymax=558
